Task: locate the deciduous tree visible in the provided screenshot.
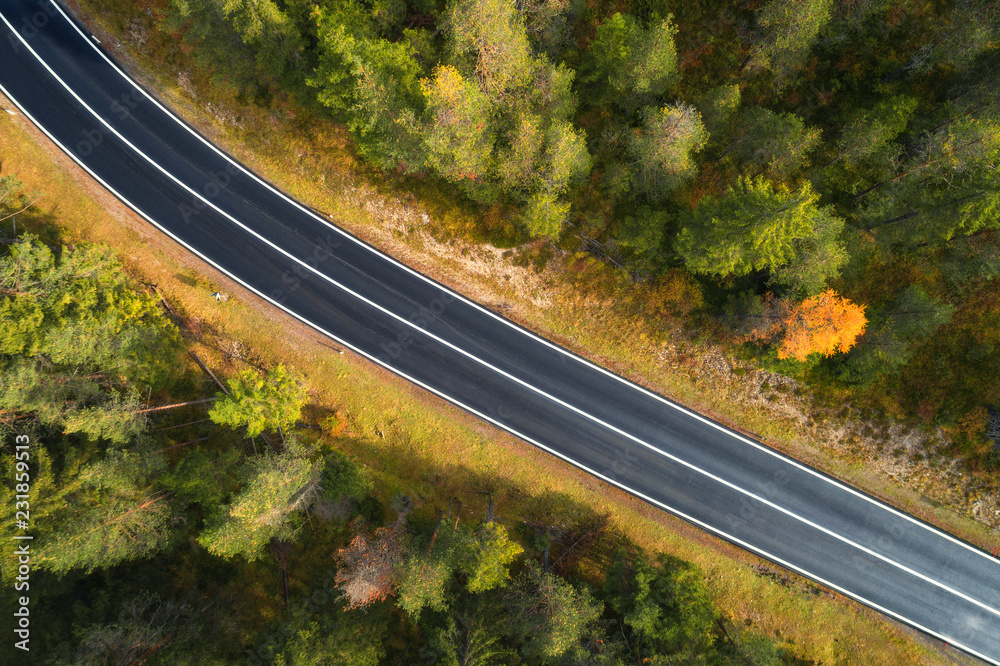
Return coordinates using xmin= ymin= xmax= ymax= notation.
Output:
xmin=447 ymin=0 xmax=534 ymax=100
xmin=420 ymin=65 xmax=496 ymax=184
xmin=335 ymin=514 xmax=409 ymax=608
xmin=630 ymin=103 xmax=708 ymax=198
xmin=778 ymin=289 xmax=867 ymax=360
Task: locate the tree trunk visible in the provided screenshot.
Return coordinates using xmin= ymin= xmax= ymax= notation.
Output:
xmin=426 ymin=510 xmax=445 ymax=555
xmin=137 ymin=397 xmax=219 ymax=414
xmin=188 ymin=351 xmax=229 ymax=394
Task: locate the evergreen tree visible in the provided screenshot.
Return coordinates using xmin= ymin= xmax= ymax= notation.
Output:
xmin=603 ymin=551 xmax=716 ymax=661
xmin=170 ymin=0 xmax=303 ymax=80
xmin=582 ymin=13 xmax=679 ymax=109
xmin=274 ymin=597 xmax=390 ymax=666
xmin=839 ymin=285 xmax=956 ymax=385
xmin=35 ymin=447 xmax=178 ymax=575
xmin=308 ymin=13 xmax=425 ymax=171
xmin=198 ymin=442 xmax=321 ymax=560
xmin=676 ymin=177 xmax=847 ymax=288
xmin=505 ymin=561 xmax=603 ymax=660
xmin=725 ymin=107 xmax=821 ymax=180
xmin=750 ymin=0 xmax=834 ymax=86
xmin=208 ymin=364 xmax=307 ymax=438
xmin=833 ymin=95 xmax=918 ymax=166
xmin=697 ymin=84 xmax=741 ymax=136
xmin=0 ymin=239 xmax=177 ymax=442
xmin=862 ymin=116 xmax=1000 ymax=244
xmin=72 ymin=593 xmax=198 ymax=665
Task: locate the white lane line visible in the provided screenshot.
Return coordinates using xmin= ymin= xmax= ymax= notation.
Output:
xmin=1 ymin=76 xmax=997 ymax=666
xmin=5 ymin=5 xmax=999 ymax=615
xmin=4 ymin=12 xmax=998 ymax=619
xmin=44 ymin=0 xmax=1000 ymax=569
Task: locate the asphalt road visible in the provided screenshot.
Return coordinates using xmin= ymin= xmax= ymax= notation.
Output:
xmin=1 ymin=0 xmax=999 ymax=660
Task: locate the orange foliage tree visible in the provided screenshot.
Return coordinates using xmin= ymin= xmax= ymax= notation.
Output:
xmin=778 ymin=290 xmax=867 ymax=361
xmin=334 ymin=515 xmax=408 ymax=608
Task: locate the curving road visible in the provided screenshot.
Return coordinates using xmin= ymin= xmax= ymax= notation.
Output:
xmin=1 ymin=0 xmax=998 ymax=660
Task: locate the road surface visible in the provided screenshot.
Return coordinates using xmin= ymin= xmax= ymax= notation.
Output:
xmin=1 ymin=0 xmax=998 ymax=661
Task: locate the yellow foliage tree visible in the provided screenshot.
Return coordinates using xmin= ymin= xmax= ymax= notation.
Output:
xmin=778 ymin=290 xmax=867 ymax=361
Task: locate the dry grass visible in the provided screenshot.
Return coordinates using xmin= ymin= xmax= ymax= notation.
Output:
xmin=52 ymin=0 xmax=1000 ymax=547
xmin=3 ymin=5 xmax=994 ymax=659
xmin=3 ymin=84 xmax=974 ymax=666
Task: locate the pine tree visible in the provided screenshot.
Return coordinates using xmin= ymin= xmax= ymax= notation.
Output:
xmin=208 ymin=364 xmax=307 ymax=438
xmin=0 ymin=238 xmax=177 ymax=442
xmin=832 ymin=95 xmax=918 ymax=166
xmin=603 ymin=551 xmax=716 ymax=659
xmin=581 ymin=13 xmax=679 ymax=109
xmin=274 ymin=596 xmax=390 ymax=666
xmin=171 ymin=0 xmax=303 ymax=79
xmin=697 ymin=84 xmax=741 ymax=136
xmin=839 ymin=285 xmax=956 ymax=385
xmin=308 ymin=16 xmax=424 ymax=171
xmin=750 ymin=0 xmax=834 ymax=86
xmin=862 ymin=116 xmax=1000 ymax=244
xmin=198 ymin=442 xmax=321 ymax=560
xmin=35 ymin=447 xmax=177 ymax=575
xmin=74 ymin=594 xmax=198 ymax=664
xmin=725 ymin=107 xmax=821 ymax=180
xmin=505 ymin=561 xmax=602 ymax=660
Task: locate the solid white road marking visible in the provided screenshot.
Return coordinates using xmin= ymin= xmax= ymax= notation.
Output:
xmin=4 ymin=7 xmax=1000 ymax=659
xmin=43 ymin=0 xmax=1000 ymax=571
xmin=2 ymin=64 xmax=998 ymax=666
xmin=6 ymin=10 xmax=997 ymax=618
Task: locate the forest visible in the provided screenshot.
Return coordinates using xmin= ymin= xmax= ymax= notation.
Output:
xmin=136 ymin=0 xmax=1000 ymax=468
xmin=2 ymin=0 xmax=999 ymax=661
xmin=0 ymin=207 xmax=781 ymax=662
